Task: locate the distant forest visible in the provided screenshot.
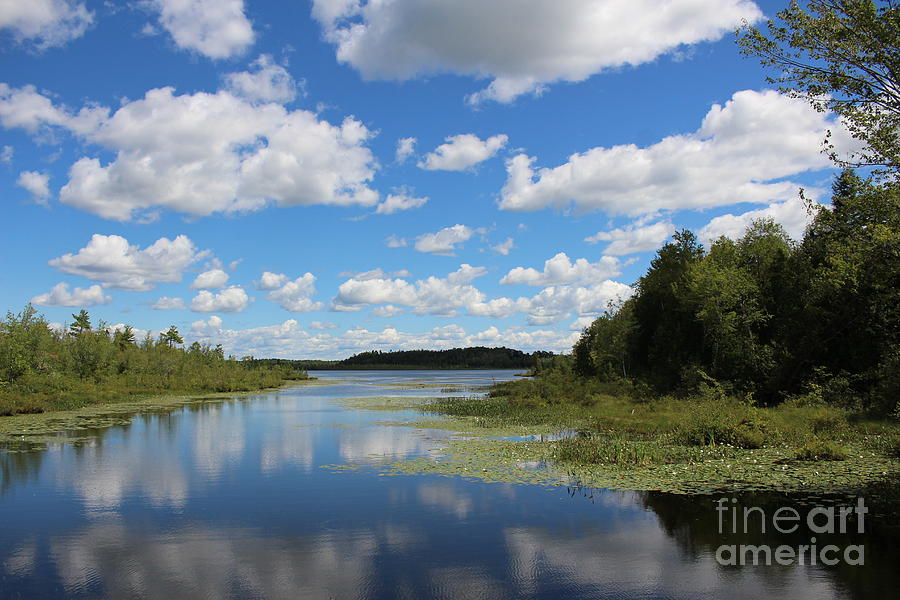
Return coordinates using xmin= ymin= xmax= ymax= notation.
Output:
xmin=250 ymin=347 xmax=553 ymax=370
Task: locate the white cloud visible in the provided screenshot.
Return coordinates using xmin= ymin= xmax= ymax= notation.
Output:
xmin=490 ymin=237 xmax=515 ymax=255
xmin=334 ymin=264 xmax=488 ymax=316
xmin=418 ymin=134 xmax=507 ymax=171
xmin=0 ymin=83 xmax=105 ymax=136
xmin=585 ymin=221 xmax=675 ymax=255
xmin=31 ymin=282 xmax=110 ymax=307
xmin=500 ymin=90 xmax=852 ymax=216
xmin=374 ymin=192 xmax=428 ymax=215
xmin=385 ymin=235 xmax=407 ymax=248
xmin=224 ymin=55 xmax=299 ymax=104
xmin=0 ymin=83 xmax=379 ymax=222
xmin=517 ymin=280 xmax=633 ymax=325
xmin=16 ymin=170 xmax=50 ymax=204
xmin=570 ymin=316 xmax=596 ymax=331
xmin=49 ymin=234 xmax=207 ymax=291
xmin=311 ymin=0 xmax=761 ymax=104
xmin=149 ymin=0 xmax=254 ymax=59
xmin=189 ymin=316 xmax=576 ymax=359
xmin=414 ymin=224 xmax=480 ymax=255
xmin=265 ymin=273 xmax=324 ymax=313
xmin=501 ymin=252 xmax=621 ymax=286
xmin=339 ymin=268 xmax=411 ymax=280
xmin=190 ymin=268 xmax=229 ymax=290
xmin=309 ymin=321 xmax=338 ymax=330
xmin=395 ymin=136 xmax=416 ymax=164
xmin=152 ymin=297 xmax=187 ymax=310
xmin=0 ymin=0 xmax=93 ymax=49
xmin=1 ymin=145 xmax=12 ymax=162
xmin=371 ymin=305 xmax=403 ymax=318
xmin=256 ymin=271 xmax=289 ymax=291
xmin=190 ymin=286 xmax=251 ymax=313
xmin=698 ymin=196 xmax=816 ymax=244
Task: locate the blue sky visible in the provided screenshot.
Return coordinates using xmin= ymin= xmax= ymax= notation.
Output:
xmin=0 ymin=0 xmax=854 ymax=359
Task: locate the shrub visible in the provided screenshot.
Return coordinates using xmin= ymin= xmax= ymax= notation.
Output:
xmin=795 ymin=439 xmax=848 ymax=461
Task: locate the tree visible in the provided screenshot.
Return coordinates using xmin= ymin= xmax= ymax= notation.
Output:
xmin=738 ymin=0 xmax=900 ymax=173
xmin=113 ymin=325 xmax=135 ymax=350
xmin=159 ymin=326 xmax=183 ymax=346
xmin=69 ymin=310 xmax=91 ymax=336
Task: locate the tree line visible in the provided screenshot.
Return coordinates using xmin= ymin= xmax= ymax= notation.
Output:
xmin=253 ymin=347 xmax=554 ymax=371
xmin=573 ymin=169 xmax=899 ymax=414
xmin=0 ymin=307 xmax=307 ymax=416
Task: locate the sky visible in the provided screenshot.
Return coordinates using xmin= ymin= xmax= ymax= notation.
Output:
xmin=0 ymin=0 xmax=856 ymax=359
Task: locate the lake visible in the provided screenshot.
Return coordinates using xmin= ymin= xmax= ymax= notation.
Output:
xmin=0 ymin=370 xmax=895 ymax=599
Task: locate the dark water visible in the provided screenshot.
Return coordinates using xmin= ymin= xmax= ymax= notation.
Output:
xmin=0 ymin=370 xmax=895 ymax=599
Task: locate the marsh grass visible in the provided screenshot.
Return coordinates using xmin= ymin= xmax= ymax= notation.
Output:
xmin=424 ymin=377 xmax=900 ymax=473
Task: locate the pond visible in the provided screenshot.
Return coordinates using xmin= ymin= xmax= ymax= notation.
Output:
xmin=0 ymin=370 xmax=895 ymax=599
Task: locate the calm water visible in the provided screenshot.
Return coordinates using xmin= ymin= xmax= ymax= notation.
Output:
xmin=0 ymin=370 xmax=895 ymax=599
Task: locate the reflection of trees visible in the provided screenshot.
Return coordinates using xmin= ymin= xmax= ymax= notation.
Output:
xmin=0 ymin=450 xmax=44 ymax=495
xmin=635 ymin=489 xmax=900 ymax=600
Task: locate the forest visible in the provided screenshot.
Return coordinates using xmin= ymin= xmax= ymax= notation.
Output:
xmin=0 ymin=307 xmax=308 ymax=416
xmin=252 ymin=347 xmax=553 ymax=371
xmin=572 ymin=169 xmax=898 ymax=416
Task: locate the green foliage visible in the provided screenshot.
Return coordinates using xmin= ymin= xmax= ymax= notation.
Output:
xmin=671 ymin=399 xmax=768 ymax=449
xmin=795 ymin=439 xmax=850 ymax=461
xmin=553 ymin=436 xmax=670 ymax=466
xmin=0 ymin=307 xmax=307 ymax=416
xmin=738 ymin=0 xmax=900 ymax=173
xmin=571 ymin=171 xmax=899 ymax=413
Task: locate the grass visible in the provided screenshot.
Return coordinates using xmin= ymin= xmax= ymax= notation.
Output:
xmin=0 ymin=368 xmax=311 ymax=417
xmin=409 ymin=373 xmax=900 ymax=498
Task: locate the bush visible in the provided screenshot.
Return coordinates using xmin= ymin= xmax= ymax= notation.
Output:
xmin=672 ymin=399 xmax=768 ymax=449
xmin=795 ymin=439 xmax=848 ymax=461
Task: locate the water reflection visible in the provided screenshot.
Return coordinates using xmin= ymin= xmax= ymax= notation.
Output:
xmin=0 ymin=370 xmax=895 ymax=599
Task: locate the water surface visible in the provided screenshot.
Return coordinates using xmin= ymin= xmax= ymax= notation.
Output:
xmin=0 ymin=370 xmax=894 ymax=599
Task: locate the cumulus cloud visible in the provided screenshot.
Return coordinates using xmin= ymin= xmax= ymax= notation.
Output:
xmin=500 ymin=90 xmax=853 ymax=216
xmin=256 ymin=271 xmax=289 ymax=291
xmin=190 ymin=286 xmax=251 ymax=313
xmin=414 ymin=224 xmax=480 ymax=255
xmin=490 ymin=237 xmax=515 ymax=256
xmin=501 ymin=252 xmax=621 ymax=286
xmin=16 ymin=170 xmax=50 ymax=204
xmin=585 ymin=221 xmax=675 ymax=255
xmin=339 ymin=268 xmax=411 ymax=280
xmin=385 ymin=235 xmax=407 ymax=248
xmin=333 ymin=264 xmax=488 ymax=316
xmin=311 ymin=0 xmax=761 ymax=103
xmin=265 ymin=273 xmax=324 ymax=313
xmin=149 ymin=0 xmax=254 ymax=59
xmin=189 ymin=316 xmax=576 ymax=359
xmin=31 ymin=282 xmax=110 ymax=307
xmin=0 ymin=0 xmax=93 ymax=49
xmin=371 ymin=305 xmax=403 ymax=318
xmin=49 ymin=234 xmax=207 ymax=291
xmin=224 ymin=55 xmax=299 ymax=103
xmin=374 ymin=192 xmax=428 ymax=215
xmin=190 ymin=268 xmax=229 ymax=290
xmin=395 ymin=137 xmax=416 ymax=164
xmin=309 ymin=321 xmax=338 ymax=330
xmin=1 ymin=145 xmax=12 ymax=162
xmin=152 ymin=296 xmax=187 ymax=310
xmin=418 ymin=134 xmax=507 ymax=171
xmin=698 ymin=196 xmax=816 ymax=244
xmin=332 ymin=260 xmax=631 ymax=325
xmin=0 ymin=83 xmax=379 ymax=222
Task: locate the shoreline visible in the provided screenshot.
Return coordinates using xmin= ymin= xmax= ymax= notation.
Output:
xmin=0 ymin=378 xmax=323 ymax=451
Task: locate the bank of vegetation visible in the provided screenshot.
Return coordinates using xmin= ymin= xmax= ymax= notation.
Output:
xmin=426 ymin=1 xmax=900 ymax=493
xmin=255 ymin=347 xmax=551 ymax=371
xmin=0 ymin=307 xmax=309 ymax=416
xmin=428 ymin=170 xmax=899 ymax=494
